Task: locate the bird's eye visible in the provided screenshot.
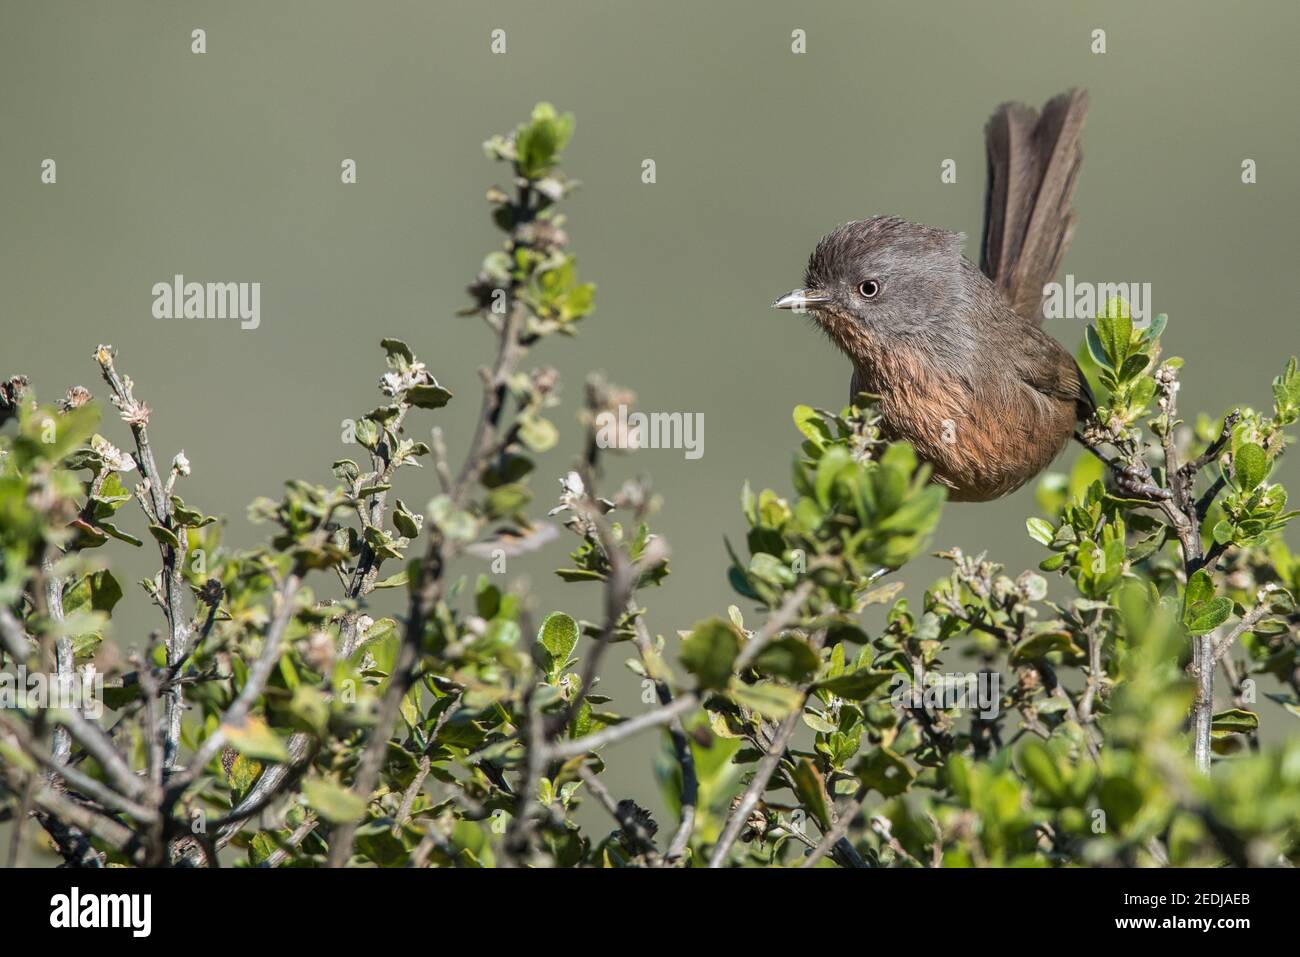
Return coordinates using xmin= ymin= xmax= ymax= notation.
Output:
xmin=858 ymin=280 xmax=880 ymax=299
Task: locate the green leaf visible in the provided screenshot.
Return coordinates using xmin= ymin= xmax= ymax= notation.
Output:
xmin=1018 ymin=739 xmax=1065 ymax=800
xmin=97 ymin=522 xmax=143 ymax=547
xmin=302 ymin=777 xmax=368 ymax=824
xmin=1185 ymin=568 xmax=1215 ymax=609
xmin=227 ymin=753 xmax=263 ymax=795
xmin=792 ymin=405 xmax=831 ymax=448
xmin=1096 ymin=300 xmax=1133 ymax=368
xmin=1184 ymin=569 xmax=1233 ymax=636
xmin=1026 ymin=517 xmax=1054 ymax=546
xmin=791 ymin=758 xmax=832 ymax=831
xmin=1233 ymin=442 xmax=1268 ymax=491
xmin=171 ymin=496 xmax=216 ymax=528
xmin=680 ymin=619 xmax=740 ymax=691
xmin=62 ymin=570 xmax=123 ymax=615
xmin=518 ymin=416 xmax=558 ymax=453
xmin=392 ymin=499 xmax=421 ymax=539
xmin=537 ymin=611 xmax=579 ymax=678
xmin=380 ymin=338 xmax=414 ymax=369
xmin=748 ymin=552 xmax=795 ymax=586
xmin=1210 ymin=708 xmax=1258 ymax=738
xmin=813 ymin=669 xmax=892 ymax=700
xmin=1186 ymin=597 xmax=1233 ymax=636
xmin=855 ymin=747 xmax=914 ymax=797
xmin=405 ymin=384 xmax=453 ymax=409
xmin=148 ymin=524 xmax=180 ymax=549
xmin=354 ymin=418 xmax=380 ymax=450
xmin=1084 ymin=326 xmax=1110 ymax=369
xmin=222 ymin=716 xmax=291 ymax=763
xmin=1010 ymin=627 xmax=1084 ymax=664
xmin=728 ymin=678 xmax=803 ymax=719
xmin=752 ymin=636 xmax=820 ymax=682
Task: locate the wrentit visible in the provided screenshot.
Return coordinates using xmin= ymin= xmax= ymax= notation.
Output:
xmin=776 ymin=89 xmax=1096 ymax=502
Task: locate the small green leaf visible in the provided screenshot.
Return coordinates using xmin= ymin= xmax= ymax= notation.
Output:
xmin=537 ymin=611 xmax=580 ymax=678
xmin=813 ymin=669 xmax=892 ymax=700
xmin=728 ymin=678 xmax=803 ymax=719
xmin=222 ymin=716 xmax=291 ymax=763
xmin=148 ymin=524 xmax=180 ymax=549
xmin=518 ymin=416 xmax=558 ymax=453
xmin=792 ymin=405 xmax=832 ymax=448
xmin=1186 ymin=597 xmax=1233 ymax=636
xmin=752 ymin=636 xmax=820 ymax=682
xmin=302 ymin=777 xmax=368 ymax=824
xmin=1233 ymin=442 xmax=1268 ymax=491
xmin=1096 ymin=300 xmax=1133 ymax=368
xmin=1210 ymin=708 xmax=1259 ymax=738
xmin=855 ymin=747 xmax=914 ymax=797
xmin=380 ymin=338 xmax=414 ymax=368
xmin=405 ymin=384 xmax=453 ymax=409
xmin=1026 ymin=517 xmax=1055 ymax=546
xmin=62 ymin=570 xmax=123 ymax=615
xmin=791 ymin=758 xmax=832 ymax=831
xmin=680 ymin=619 xmax=740 ymax=691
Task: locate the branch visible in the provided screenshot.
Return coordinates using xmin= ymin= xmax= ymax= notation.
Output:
xmin=94 ymin=346 xmax=191 ymax=774
xmin=734 ymin=581 xmax=815 ymax=674
xmin=800 ymin=789 xmax=870 ymax=869
xmin=576 ymin=764 xmax=660 ymax=859
xmin=543 ymin=694 xmax=700 ymax=762
xmin=171 ymin=573 xmax=302 ymax=789
xmin=327 ymin=232 xmax=535 ymax=866
xmin=708 ymin=697 xmax=805 ymax=868
xmin=1211 ymin=590 xmax=1275 ymax=663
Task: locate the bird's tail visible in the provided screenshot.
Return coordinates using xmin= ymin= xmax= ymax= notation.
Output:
xmin=980 ymin=89 xmax=1089 ymax=323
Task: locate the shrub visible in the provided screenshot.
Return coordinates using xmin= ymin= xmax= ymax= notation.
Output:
xmin=2 ymin=104 xmax=1298 ymax=868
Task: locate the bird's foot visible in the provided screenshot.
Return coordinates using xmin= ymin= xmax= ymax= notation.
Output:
xmin=1074 ymin=432 xmax=1172 ymax=502
xmin=1110 ymin=463 xmax=1172 ymax=502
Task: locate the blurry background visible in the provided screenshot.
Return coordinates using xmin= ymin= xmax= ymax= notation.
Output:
xmin=2 ymin=0 xmax=1298 ymax=853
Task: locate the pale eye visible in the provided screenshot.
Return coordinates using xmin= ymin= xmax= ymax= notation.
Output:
xmin=858 ymin=280 xmax=880 ymax=299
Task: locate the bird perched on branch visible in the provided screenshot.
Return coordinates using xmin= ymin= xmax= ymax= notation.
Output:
xmin=775 ymin=89 xmax=1096 ymax=501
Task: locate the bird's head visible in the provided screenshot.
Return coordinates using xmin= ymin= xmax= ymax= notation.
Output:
xmin=774 ymin=215 xmax=973 ymax=357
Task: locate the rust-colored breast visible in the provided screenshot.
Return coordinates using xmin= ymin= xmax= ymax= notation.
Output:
xmin=845 ymin=336 xmax=1075 ymax=502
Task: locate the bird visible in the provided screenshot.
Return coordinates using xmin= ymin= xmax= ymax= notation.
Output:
xmin=774 ymin=89 xmax=1096 ymax=502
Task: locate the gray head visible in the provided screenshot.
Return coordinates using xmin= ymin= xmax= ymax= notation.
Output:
xmin=774 ymin=216 xmax=985 ymax=359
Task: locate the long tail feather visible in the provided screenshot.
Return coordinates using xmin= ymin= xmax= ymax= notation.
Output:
xmin=981 ymin=89 xmax=1089 ymax=323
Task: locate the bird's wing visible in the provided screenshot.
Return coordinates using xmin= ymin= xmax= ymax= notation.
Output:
xmin=1014 ymin=331 xmax=1096 ymax=422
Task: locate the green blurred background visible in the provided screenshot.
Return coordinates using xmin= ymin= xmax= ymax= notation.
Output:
xmin=3 ymin=0 xmax=1298 ymax=851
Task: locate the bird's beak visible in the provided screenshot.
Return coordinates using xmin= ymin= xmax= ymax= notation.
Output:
xmin=772 ymin=288 xmax=831 ymax=312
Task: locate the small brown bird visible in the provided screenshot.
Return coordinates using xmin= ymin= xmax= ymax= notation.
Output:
xmin=775 ymin=89 xmax=1095 ymax=501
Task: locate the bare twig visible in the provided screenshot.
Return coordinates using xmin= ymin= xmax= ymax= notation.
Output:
xmin=544 ymin=694 xmax=700 ymax=762
xmin=708 ymin=699 xmax=805 ymax=868
xmin=800 ymin=790 xmax=869 ymax=869
xmin=172 ymin=573 xmax=302 ymax=788
xmin=95 ymin=346 xmax=191 ymax=774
